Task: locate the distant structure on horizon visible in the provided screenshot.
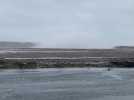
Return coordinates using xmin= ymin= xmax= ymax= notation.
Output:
xmin=0 ymin=41 xmax=35 ymax=48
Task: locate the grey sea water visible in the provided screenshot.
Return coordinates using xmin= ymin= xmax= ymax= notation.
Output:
xmin=0 ymin=68 xmax=134 ymax=100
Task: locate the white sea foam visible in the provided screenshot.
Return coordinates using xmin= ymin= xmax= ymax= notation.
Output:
xmin=102 ymin=71 xmax=122 ymax=80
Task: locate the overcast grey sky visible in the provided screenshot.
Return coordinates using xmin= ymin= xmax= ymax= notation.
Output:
xmin=0 ymin=0 xmax=134 ymax=48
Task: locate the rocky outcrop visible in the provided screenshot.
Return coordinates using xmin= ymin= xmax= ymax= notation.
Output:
xmin=0 ymin=57 xmax=134 ymax=69
xmin=0 ymin=48 xmax=134 ymax=69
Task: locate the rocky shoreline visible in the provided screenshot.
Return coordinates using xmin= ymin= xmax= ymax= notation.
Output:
xmin=0 ymin=48 xmax=134 ymax=69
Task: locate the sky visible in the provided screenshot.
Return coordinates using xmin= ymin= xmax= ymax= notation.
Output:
xmin=0 ymin=0 xmax=134 ymax=48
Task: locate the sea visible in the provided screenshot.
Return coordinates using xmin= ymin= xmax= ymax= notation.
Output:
xmin=0 ymin=68 xmax=134 ymax=100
